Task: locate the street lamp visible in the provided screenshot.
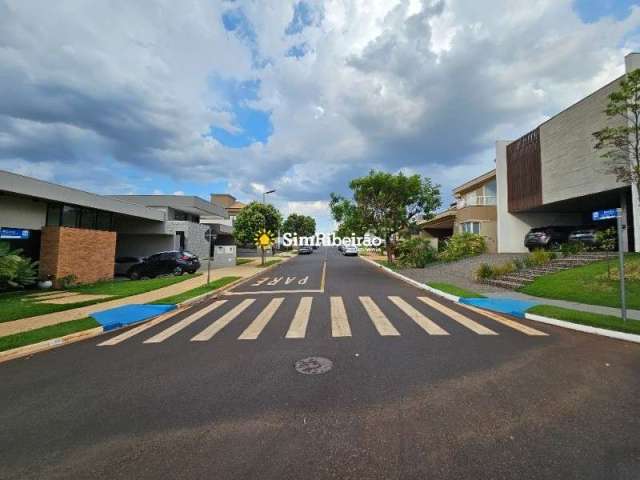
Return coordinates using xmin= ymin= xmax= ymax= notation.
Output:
xmin=262 ymin=189 xmax=276 ymax=204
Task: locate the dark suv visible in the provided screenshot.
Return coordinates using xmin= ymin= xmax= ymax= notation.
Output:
xmin=568 ymin=225 xmax=615 ymax=247
xmin=524 ymin=226 xmax=574 ymax=251
xmin=127 ymin=250 xmax=200 ymax=279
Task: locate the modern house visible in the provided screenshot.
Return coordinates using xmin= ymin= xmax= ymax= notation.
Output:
xmin=496 ymin=53 xmax=640 ymax=253
xmin=0 ymin=170 xmax=236 ymax=286
xmin=420 ymin=170 xmax=498 ymax=252
xmin=211 ymin=194 xmax=246 ymax=225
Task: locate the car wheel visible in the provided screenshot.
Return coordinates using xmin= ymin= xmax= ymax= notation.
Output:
xmin=549 ymin=241 xmax=561 ymax=251
xmin=129 ymin=270 xmax=140 ymax=280
xmin=174 ymin=266 xmax=184 ymax=276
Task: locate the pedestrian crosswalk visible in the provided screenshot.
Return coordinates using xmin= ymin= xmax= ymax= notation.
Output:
xmin=97 ymin=295 xmax=548 ymax=347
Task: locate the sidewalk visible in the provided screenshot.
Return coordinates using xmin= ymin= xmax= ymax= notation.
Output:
xmin=0 ymin=263 xmax=265 ymax=337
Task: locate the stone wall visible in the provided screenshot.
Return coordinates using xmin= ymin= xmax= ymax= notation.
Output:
xmin=39 ymin=226 xmax=116 ymax=286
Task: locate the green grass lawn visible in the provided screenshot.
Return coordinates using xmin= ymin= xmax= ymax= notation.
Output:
xmin=151 ymin=276 xmax=240 ymax=304
xmin=520 ymin=254 xmax=640 ymax=309
xmin=257 ymin=259 xmax=281 ymax=268
xmin=527 ymin=305 xmax=640 ymax=336
xmin=0 ymin=274 xmax=199 ymax=323
xmin=0 ymin=317 xmax=100 ymax=352
xmin=236 ymin=258 xmax=253 ymax=266
xmin=374 ymin=260 xmax=399 ymax=271
xmin=426 ymin=282 xmax=486 ymax=299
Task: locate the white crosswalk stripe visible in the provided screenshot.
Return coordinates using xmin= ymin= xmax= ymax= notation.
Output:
xmin=286 ymin=297 xmax=313 ymax=338
xmin=238 ymin=297 xmax=284 ymax=340
xmin=143 ymin=300 xmax=228 ymax=344
xmin=191 ymin=299 xmax=255 ymax=342
xmin=359 ymin=296 xmax=400 ymax=336
xmin=97 ymin=308 xmax=184 ymax=346
xmin=331 ymin=296 xmax=351 ymax=337
xmin=417 ymin=297 xmax=498 ymax=335
xmin=388 ymin=296 xmax=449 ymax=335
xmin=462 ymin=304 xmax=548 ymax=336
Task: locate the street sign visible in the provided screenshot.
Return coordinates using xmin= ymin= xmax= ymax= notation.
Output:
xmin=592 ymin=209 xmax=618 ymax=221
xmin=0 ymin=227 xmax=30 ymax=240
xmin=205 ymin=230 xmax=217 ymax=242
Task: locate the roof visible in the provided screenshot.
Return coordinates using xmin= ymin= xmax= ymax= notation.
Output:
xmin=418 ymin=208 xmax=456 ymax=229
xmin=0 ymin=170 xmax=165 ymax=221
xmin=109 ymin=195 xmax=228 ymax=219
xmin=453 ymin=169 xmax=496 ymax=195
xmin=229 ymin=201 xmax=246 ymax=209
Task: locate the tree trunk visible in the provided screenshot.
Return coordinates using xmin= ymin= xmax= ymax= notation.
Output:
xmin=386 ymin=235 xmax=393 ymax=264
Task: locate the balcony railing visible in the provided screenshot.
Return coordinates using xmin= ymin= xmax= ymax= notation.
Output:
xmin=457 ymin=196 xmax=496 ymax=208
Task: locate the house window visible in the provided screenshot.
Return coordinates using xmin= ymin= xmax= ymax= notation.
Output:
xmin=46 ymin=204 xmax=62 ymax=226
xmin=461 ymin=221 xmax=481 ymax=234
xmin=61 ymin=205 xmax=81 ymax=228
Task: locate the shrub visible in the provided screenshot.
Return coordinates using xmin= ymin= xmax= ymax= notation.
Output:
xmin=396 ymin=237 xmax=438 ymax=268
xmin=595 ymin=227 xmax=617 ymax=252
xmin=528 ymin=249 xmax=555 ymax=266
xmin=512 ymin=257 xmax=526 ymax=270
xmin=439 ymin=233 xmax=487 ymax=262
xmin=0 ymin=242 xmax=38 ymax=290
xmin=561 ymin=242 xmax=584 ymax=257
xmin=475 ymin=263 xmax=494 ymax=280
xmin=475 ymin=261 xmax=517 ymax=281
xmin=58 ymin=274 xmax=78 ymax=289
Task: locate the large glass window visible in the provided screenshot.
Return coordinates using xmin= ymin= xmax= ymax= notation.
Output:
xmin=61 ymin=205 xmax=80 ymax=227
xmin=461 ymin=221 xmax=481 ymax=234
xmin=80 ymin=208 xmax=97 ymax=229
xmin=46 ymin=204 xmax=62 ymax=226
xmin=96 ymin=211 xmax=113 ymax=231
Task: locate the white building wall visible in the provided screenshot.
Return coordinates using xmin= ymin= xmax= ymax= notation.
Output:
xmin=165 ymin=221 xmax=210 ymax=259
xmin=496 ymin=141 xmax=581 ymax=253
xmin=116 ymin=234 xmax=173 ymax=257
xmin=626 ymin=53 xmax=640 ymax=252
xmin=0 ymin=196 xmax=47 ymax=230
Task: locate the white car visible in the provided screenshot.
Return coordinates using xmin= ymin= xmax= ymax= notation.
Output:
xmin=343 ymin=245 xmax=359 ymax=256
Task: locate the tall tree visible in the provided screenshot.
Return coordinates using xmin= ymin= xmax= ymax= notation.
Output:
xmin=593 ymin=69 xmax=640 ymax=207
xmin=233 ymin=201 xmax=283 ymax=246
xmin=282 ymin=213 xmax=316 ymax=237
xmin=330 ymin=170 xmax=441 ymax=263
xmin=329 ymin=193 xmax=368 ymax=238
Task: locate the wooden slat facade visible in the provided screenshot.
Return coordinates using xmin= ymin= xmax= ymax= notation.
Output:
xmin=506 ymin=128 xmax=542 ymax=212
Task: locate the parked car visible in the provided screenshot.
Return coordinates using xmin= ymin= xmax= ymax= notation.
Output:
xmin=337 ymin=244 xmax=346 ymax=253
xmin=524 ymin=226 xmax=575 ymax=251
xmin=343 ymin=245 xmax=359 ymax=256
xmin=568 ymin=225 xmax=615 ymax=247
xmin=127 ymin=250 xmax=200 ymax=279
xmin=114 ymin=256 xmax=143 ymax=277
xmin=298 ymin=245 xmax=313 ymax=254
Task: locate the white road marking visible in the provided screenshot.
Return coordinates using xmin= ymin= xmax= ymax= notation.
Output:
xmin=359 ymin=296 xmax=400 ymax=336
xmin=143 ymin=300 xmax=227 ymax=344
xmin=462 ymin=304 xmax=548 ymax=336
xmin=225 ymin=289 xmax=323 ymax=296
xmin=417 ymin=297 xmax=498 ymax=335
xmin=238 ymin=298 xmax=284 ymax=340
xmin=388 ymin=296 xmax=449 ymax=335
xmin=286 ymin=297 xmax=313 ymax=339
xmin=267 ymin=277 xmax=283 ymax=286
xmin=331 ymin=296 xmax=352 ymax=337
xmin=97 ymin=308 xmax=184 ymax=346
xmin=191 ymin=299 xmax=255 ymax=341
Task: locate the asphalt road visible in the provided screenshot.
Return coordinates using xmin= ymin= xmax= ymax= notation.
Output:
xmin=1 ymin=248 xmax=639 ymax=479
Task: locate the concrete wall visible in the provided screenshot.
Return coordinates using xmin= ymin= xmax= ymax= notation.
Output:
xmin=165 ymin=221 xmax=210 ymax=259
xmin=115 ymin=234 xmax=173 ymax=257
xmin=497 ymin=141 xmax=581 ymax=252
xmin=540 ymin=77 xmax=626 ymax=205
xmin=39 ymin=226 xmax=116 ymax=286
xmin=0 ymin=195 xmax=47 ymax=230
xmin=453 ymin=205 xmax=498 ymax=253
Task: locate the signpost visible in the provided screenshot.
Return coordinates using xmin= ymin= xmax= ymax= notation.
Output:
xmin=205 ymin=227 xmax=217 ymax=285
xmin=0 ymin=228 xmax=30 ymax=240
xmin=592 ymin=208 xmax=627 ymax=321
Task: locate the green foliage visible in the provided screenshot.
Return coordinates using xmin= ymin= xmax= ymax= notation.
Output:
xmin=527 ymin=249 xmax=556 ymax=266
xmin=561 ymin=242 xmax=584 ymax=256
xmin=593 ymin=68 xmax=640 ymax=198
xmin=595 ymin=227 xmax=617 ymax=252
xmin=330 ymin=170 xmax=441 ymax=263
xmin=426 ymin=282 xmax=486 ymax=299
xmin=396 ymin=237 xmax=438 ymax=268
xmin=233 ymin=201 xmax=283 ymax=246
xmin=438 ymin=233 xmax=486 ymax=262
xmin=58 ymin=274 xmax=78 ymax=289
xmin=282 ymin=213 xmax=316 ymax=237
xmin=0 ymin=242 xmax=38 ymax=290
xmin=475 ymin=263 xmax=495 ymax=280
xmin=0 ymin=317 xmax=100 ymax=353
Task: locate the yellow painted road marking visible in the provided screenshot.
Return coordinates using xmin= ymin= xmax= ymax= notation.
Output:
xmin=97 ymin=308 xmax=184 ymax=346
xmin=143 ymin=300 xmax=227 ymax=344
xmin=417 ymin=297 xmax=498 ymax=335
xmin=286 ymin=297 xmax=313 ymax=338
xmin=462 ymin=304 xmax=548 ymax=336
xmin=359 ymin=296 xmax=400 ymax=336
xmin=388 ymin=296 xmax=449 ymax=335
xmin=238 ymin=298 xmax=284 ymax=340
xmin=331 ymin=296 xmax=351 ymax=337
xmin=320 ymin=260 xmax=326 ymax=292
xmin=191 ymin=299 xmax=255 ymax=341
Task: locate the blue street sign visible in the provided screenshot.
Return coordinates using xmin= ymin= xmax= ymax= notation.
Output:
xmin=592 ymin=209 xmax=618 ymax=221
xmin=0 ymin=227 xmax=30 ymax=240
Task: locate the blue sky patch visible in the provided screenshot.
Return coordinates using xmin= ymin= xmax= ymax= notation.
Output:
xmin=286 ymin=43 xmax=309 ymax=58
xmin=285 ymin=2 xmax=317 ymax=35
xmin=573 ymin=0 xmax=638 ymax=23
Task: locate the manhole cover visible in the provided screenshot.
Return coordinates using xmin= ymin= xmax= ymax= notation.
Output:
xmin=295 ymin=356 xmax=333 ymax=375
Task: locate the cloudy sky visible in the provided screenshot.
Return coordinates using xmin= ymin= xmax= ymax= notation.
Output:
xmin=2 ymin=0 xmax=640 ymax=231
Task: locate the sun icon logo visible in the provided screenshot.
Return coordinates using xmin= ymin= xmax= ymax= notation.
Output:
xmin=254 ymin=229 xmax=274 ymax=248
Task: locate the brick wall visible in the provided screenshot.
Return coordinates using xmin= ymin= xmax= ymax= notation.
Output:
xmin=39 ymin=226 xmax=116 ymax=286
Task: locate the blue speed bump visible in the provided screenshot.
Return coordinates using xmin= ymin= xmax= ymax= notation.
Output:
xmin=91 ymin=304 xmax=176 ymax=331
xmin=459 ymin=297 xmax=539 ymax=318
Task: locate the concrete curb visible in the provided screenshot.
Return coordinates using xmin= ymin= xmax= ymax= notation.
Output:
xmin=525 ymin=313 xmax=640 ymax=344
xmin=360 ymin=255 xmax=640 ymax=345
xmin=0 ymin=326 xmax=105 ymax=364
xmin=359 ymin=255 xmax=461 ymax=303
